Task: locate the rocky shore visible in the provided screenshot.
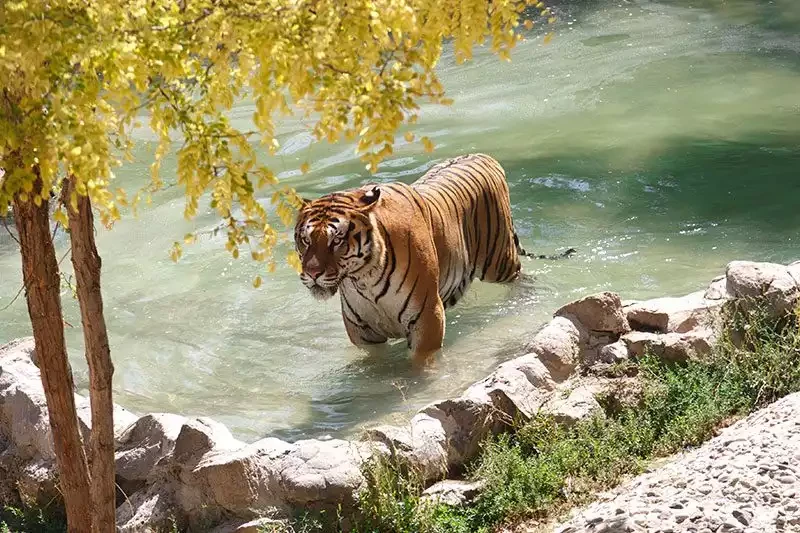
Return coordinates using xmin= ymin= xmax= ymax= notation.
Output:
xmin=1 ymin=259 xmax=798 ymax=531
xmin=554 ymin=391 xmax=800 ymax=533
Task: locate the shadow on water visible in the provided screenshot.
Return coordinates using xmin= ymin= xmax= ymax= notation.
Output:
xmin=502 ymin=133 xmax=800 ymax=243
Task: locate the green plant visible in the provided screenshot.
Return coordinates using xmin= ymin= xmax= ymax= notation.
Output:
xmin=0 ymin=505 xmax=66 ymax=533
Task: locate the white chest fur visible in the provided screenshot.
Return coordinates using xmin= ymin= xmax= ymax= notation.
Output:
xmin=339 ymin=276 xmax=408 ymax=339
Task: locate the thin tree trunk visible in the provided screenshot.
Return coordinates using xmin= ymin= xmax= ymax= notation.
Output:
xmin=65 ymin=178 xmax=116 ymax=533
xmin=13 ymin=173 xmax=93 ymax=533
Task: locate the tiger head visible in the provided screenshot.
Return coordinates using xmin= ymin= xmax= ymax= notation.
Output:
xmin=294 ymin=185 xmax=382 ymax=300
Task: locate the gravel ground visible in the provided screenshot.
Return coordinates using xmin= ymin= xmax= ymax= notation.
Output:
xmin=554 ymin=392 xmax=800 ymax=533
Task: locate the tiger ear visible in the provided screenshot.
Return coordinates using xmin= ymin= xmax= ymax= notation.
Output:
xmin=359 ymin=186 xmax=381 ymax=208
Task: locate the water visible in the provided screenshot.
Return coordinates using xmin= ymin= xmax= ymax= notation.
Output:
xmin=1 ymin=0 xmax=800 ymax=442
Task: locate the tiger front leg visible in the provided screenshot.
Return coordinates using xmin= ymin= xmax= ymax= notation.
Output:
xmin=407 ymin=295 xmax=445 ymax=367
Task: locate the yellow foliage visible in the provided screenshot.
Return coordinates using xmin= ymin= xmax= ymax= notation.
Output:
xmin=0 ymin=0 xmax=553 ymax=270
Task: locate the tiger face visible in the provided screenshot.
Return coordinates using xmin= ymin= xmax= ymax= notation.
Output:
xmin=294 ymin=186 xmax=382 ymax=300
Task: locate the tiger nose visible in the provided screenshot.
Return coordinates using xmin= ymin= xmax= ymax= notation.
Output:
xmin=304 ymin=257 xmax=324 ymax=280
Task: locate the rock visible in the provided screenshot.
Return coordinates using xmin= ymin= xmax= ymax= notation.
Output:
xmin=75 ymin=395 xmax=138 ymax=447
xmin=363 ymin=425 xmax=414 ymax=455
xmin=406 ymin=413 xmax=449 ymax=479
xmin=526 ymin=317 xmax=583 ymax=381
xmin=116 ymin=481 xmax=179 ymax=533
xmin=706 ymin=275 xmax=733 ymax=301
xmin=543 ymin=386 xmax=603 ymax=426
xmin=599 ymin=340 xmax=629 ymax=363
xmin=0 ymin=337 xmax=37 ymax=366
xmin=0 ymin=341 xmax=59 ymax=504
xmin=625 ymin=291 xmax=724 ymax=334
xmin=421 ymin=397 xmax=498 ymax=470
xmin=0 ymin=353 xmax=57 ymax=462
xmin=621 ymin=329 xmax=715 ymax=362
xmin=116 ymin=413 xmax=247 ymax=514
xmin=462 ymin=361 xmax=552 ymax=421
xmin=115 ymin=413 xmax=187 ymax=493
xmin=278 ymin=439 xmax=370 ymax=505
xmin=15 ymin=460 xmax=57 ymax=506
xmin=120 ymin=435 xmax=377 ymax=531
xmin=620 ymin=331 xmax=662 ymax=359
xmin=421 ymin=479 xmax=485 ymax=507
xmin=556 ymin=291 xmax=630 ymax=335
xmin=726 ymin=261 xmax=800 ymax=316
xmin=501 ymin=354 xmax=557 ymax=391
xmin=172 ymin=417 xmax=242 ymax=465
xmin=364 ymin=417 xmax=447 ymax=481
xmin=210 ymin=517 xmax=287 ymax=533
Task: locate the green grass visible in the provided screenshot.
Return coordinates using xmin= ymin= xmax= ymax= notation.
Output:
xmin=0 ymin=505 xmax=66 ymax=533
xmin=287 ymin=301 xmax=800 ymax=533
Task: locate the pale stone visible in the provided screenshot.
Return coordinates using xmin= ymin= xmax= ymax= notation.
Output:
xmin=421 ymin=479 xmax=485 ymax=507
xmin=526 ymin=317 xmax=583 ymax=381
xmin=726 ymin=261 xmax=800 ymax=316
xmin=626 ymin=291 xmax=725 ymax=333
xmin=556 ymin=291 xmax=630 ymax=335
xmin=543 ymin=386 xmax=603 ymax=426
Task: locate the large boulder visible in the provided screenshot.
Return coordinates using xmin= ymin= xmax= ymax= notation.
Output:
xmin=115 ymin=413 xmax=191 ymax=494
xmin=0 ymin=339 xmax=61 ymax=504
xmin=621 ymin=329 xmax=716 ymax=362
xmin=542 ymin=386 xmax=603 ymax=426
xmin=725 ymin=261 xmax=800 ymax=316
xmin=555 ymin=291 xmax=630 ymax=335
xmin=463 ymin=357 xmax=554 ymax=421
xmin=118 ymin=433 xmax=381 ymax=532
xmin=420 ymin=398 xmax=497 ymax=471
xmin=525 ymin=317 xmax=583 ymax=381
xmin=625 ymin=291 xmax=725 ymax=334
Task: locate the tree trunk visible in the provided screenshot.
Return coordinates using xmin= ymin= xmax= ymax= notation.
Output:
xmin=13 ymin=174 xmax=93 ymax=533
xmin=65 ymin=178 xmax=116 ymax=533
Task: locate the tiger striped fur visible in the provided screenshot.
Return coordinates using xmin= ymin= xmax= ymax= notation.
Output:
xmin=294 ymin=153 xmax=547 ymax=363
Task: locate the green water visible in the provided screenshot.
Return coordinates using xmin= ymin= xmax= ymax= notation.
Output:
xmin=1 ymin=0 xmax=799 ymax=442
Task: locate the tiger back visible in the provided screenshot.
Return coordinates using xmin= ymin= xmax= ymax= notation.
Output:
xmin=411 ymin=153 xmax=523 ymax=309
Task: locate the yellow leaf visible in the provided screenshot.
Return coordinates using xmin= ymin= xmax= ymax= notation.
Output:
xmin=404 ymin=131 xmax=415 ymax=142
xmin=422 ymin=137 xmax=435 ymax=153
xmin=524 ymin=19 xmax=534 ymax=30
xmin=548 ymin=16 xmax=557 ymax=24
xmin=53 ymin=208 xmax=68 ymax=227
xmin=300 ymin=162 xmax=310 ymax=174
xmin=253 ymin=275 xmax=262 ymax=288
xmin=543 ymin=32 xmax=555 ymax=45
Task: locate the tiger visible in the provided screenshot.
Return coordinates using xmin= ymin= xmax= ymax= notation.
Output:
xmin=293 ymin=153 xmax=574 ymax=364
